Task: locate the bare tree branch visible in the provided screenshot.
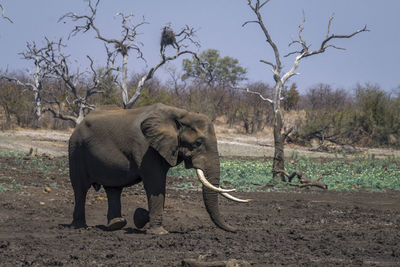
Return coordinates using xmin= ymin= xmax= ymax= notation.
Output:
xmin=39 ymin=38 xmax=105 ymax=124
xmin=313 ymin=25 xmax=369 ymax=56
xmin=58 ymin=0 xmax=100 ymax=38
xmin=42 ymin=96 xmax=78 ymax=125
xmin=244 ymin=87 xmax=273 ymax=103
xmin=285 ymin=11 xmax=369 ymax=60
xmin=230 ymin=85 xmax=274 ymax=104
xmin=259 ymin=0 xmax=271 ymax=9
xmin=61 ymin=0 xmax=200 ymax=109
xmin=260 ymin=59 xmax=276 ymax=70
xmin=85 ymin=55 xmax=108 ymax=98
xmin=0 ymin=3 xmax=13 ymax=23
xmin=123 ymin=24 xmax=200 ymax=108
xmin=59 ymin=0 xmax=149 ymax=107
xmin=297 ymin=10 xmax=308 ymax=52
xmin=245 ymin=0 xmax=282 ymax=79
xmin=326 ymin=13 xmax=334 ymax=38
xmin=275 ymin=169 xmax=328 ymax=189
xmin=0 ymin=75 xmax=34 ymax=89
xmin=174 ymin=25 xmax=201 ymax=48
xmin=241 ymin=20 xmax=259 ymax=27
xmin=281 ymin=12 xmax=368 ymax=85
xmin=126 ymin=49 xmax=200 ymax=109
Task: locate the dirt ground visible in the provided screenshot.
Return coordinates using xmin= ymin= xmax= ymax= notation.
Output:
xmin=0 ymin=155 xmax=399 ymax=266
xmin=1 ymin=129 xmax=400 ymax=159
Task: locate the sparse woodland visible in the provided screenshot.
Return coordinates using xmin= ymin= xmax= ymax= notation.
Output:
xmin=2 ymin=65 xmax=399 ymax=148
xmin=0 ymin=3 xmax=400 ymax=265
xmin=0 ymin=0 xmax=399 ymax=152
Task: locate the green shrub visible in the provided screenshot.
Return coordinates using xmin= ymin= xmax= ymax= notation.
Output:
xmin=298 ymin=84 xmax=400 ymax=148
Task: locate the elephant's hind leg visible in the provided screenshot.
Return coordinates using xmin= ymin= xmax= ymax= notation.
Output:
xmin=71 ymin=186 xmax=89 ymax=228
xmin=105 ymin=186 xmax=127 ymax=231
xmin=69 ymin=141 xmax=90 ymax=229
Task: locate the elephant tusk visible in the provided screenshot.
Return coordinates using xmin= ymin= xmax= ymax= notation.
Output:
xmin=221 ymin=192 xmax=252 ymax=203
xmin=196 ymin=169 xmax=236 ymax=193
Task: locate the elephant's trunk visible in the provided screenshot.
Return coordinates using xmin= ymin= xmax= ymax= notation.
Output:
xmin=200 ymin=156 xmax=236 ymax=232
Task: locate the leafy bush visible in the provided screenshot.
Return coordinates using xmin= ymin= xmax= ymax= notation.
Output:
xmin=0 ymin=79 xmax=34 ymax=129
xmin=351 ymin=85 xmax=400 ymax=147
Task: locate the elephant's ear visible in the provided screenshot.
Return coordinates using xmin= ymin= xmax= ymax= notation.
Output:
xmin=140 ymin=104 xmax=187 ymax=166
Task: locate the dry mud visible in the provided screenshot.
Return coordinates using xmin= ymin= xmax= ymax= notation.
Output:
xmin=0 ymin=156 xmax=399 ymax=266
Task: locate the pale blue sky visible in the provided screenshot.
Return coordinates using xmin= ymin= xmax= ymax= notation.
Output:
xmin=1 ymin=0 xmax=399 ymax=93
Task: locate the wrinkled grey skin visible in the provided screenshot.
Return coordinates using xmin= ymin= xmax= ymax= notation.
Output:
xmin=68 ymin=103 xmax=235 ymax=233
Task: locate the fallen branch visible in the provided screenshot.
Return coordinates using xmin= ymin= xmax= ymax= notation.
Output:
xmin=275 ymin=169 xmax=328 ymax=189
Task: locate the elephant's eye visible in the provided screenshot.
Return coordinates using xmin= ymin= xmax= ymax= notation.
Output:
xmin=193 ymin=138 xmax=203 ymax=148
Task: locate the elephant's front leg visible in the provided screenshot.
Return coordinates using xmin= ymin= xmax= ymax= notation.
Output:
xmin=142 ymin=177 xmax=168 ymax=235
xmin=104 ymin=186 xmax=127 ymax=231
xmin=137 ymin=148 xmax=170 ymax=234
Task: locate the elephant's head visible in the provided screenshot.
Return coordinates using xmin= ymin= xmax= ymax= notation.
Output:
xmin=141 ymin=103 xmax=249 ymax=232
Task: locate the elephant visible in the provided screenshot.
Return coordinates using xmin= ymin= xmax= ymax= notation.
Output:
xmin=68 ymin=103 xmax=249 ymax=234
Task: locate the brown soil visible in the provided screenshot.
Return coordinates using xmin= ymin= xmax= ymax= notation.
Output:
xmin=0 ymin=156 xmax=399 ymax=266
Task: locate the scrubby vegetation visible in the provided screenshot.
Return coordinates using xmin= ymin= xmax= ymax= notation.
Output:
xmin=1 ymin=152 xmax=398 ymax=192
xmin=0 ymin=152 xmax=68 ymax=191
xmin=168 ymin=155 xmax=400 ymax=192
xmin=296 ymin=83 xmax=400 ymax=148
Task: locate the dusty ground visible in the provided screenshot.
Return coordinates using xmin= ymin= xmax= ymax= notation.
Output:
xmin=0 ymin=155 xmax=399 ymax=266
xmin=1 ymin=129 xmax=399 ymax=159
xmin=0 ymin=130 xmax=400 ymax=266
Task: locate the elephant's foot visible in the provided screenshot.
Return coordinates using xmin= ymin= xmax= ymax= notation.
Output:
xmin=133 ymin=208 xmax=167 ymax=234
xmin=71 ymin=220 xmax=87 ymax=229
xmin=106 ymin=217 xmax=127 ymax=231
xmin=133 ymin=208 xmax=150 ymax=229
xmin=146 ymin=226 xmax=169 ymax=235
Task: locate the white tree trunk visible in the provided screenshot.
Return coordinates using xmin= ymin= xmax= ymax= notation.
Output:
xmin=272 ymin=81 xmax=285 ymax=181
xmin=76 ymin=104 xmax=85 ymax=125
xmin=33 ymin=90 xmax=41 ymax=121
xmin=33 ymin=63 xmax=42 ymax=126
xmin=121 ymin=53 xmax=129 ymax=107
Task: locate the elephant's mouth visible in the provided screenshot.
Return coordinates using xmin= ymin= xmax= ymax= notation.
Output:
xmin=178 ymin=151 xmax=193 ymax=169
xmin=184 ymin=159 xmax=193 ymax=169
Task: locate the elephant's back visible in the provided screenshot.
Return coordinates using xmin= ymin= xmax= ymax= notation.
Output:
xmin=69 ymin=103 xmax=182 ymax=149
xmin=70 ymin=106 xmax=150 ymax=150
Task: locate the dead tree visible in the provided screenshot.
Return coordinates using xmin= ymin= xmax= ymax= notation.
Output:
xmin=40 ymin=38 xmax=110 ymax=126
xmin=243 ymin=0 xmax=368 ymax=181
xmin=0 ymin=42 xmax=50 ymax=127
xmin=0 ymin=3 xmax=13 ymax=23
xmin=59 ymin=0 xmax=147 ymax=109
xmin=60 ymin=0 xmax=200 ymax=109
